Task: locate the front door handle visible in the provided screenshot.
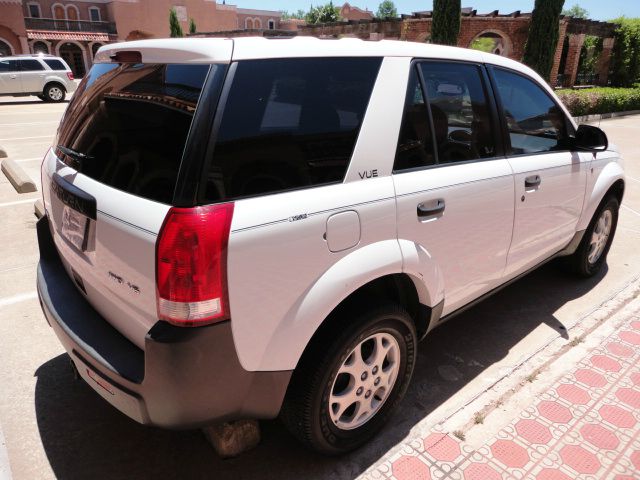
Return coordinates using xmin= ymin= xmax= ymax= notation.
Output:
xmin=525 ymin=175 xmax=541 ymax=188
xmin=417 ymin=199 xmax=445 ymax=218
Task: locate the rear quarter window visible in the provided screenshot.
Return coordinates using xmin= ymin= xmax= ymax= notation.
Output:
xmin=44 ymin=59 xmax=67 ymax=70
xmin=201 ymin=57 xmax=382 ymax=203
xmin=56 ymin=63 xmax=220 ymax=204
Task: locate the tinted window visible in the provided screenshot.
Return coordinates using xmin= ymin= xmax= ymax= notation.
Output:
xmin=202 ymin=57 xmax=381 ymax=202
xmin=493 ymin=68 xmax=571 ymax=154
xmin=56 ymin=63 xmax=218 ymax=204
xmin=0 ymin=60 xmax=18 ymax=73
xmin=394 ymin=67 xmax=436 ymax=171
xmin=44 ymin=59 xmax=66 ymax=70
xmin=419 ymin=62 xmax=496 ymax=164
xmin=20 ymin=59 xmax=44 ymax=71
xmin=29 ymin=4 xmax=40 ymax=17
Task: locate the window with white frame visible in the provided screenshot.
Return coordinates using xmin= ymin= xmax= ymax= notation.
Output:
xmin=254 ymin=18 xmax=262 ymax=29
xmin=28 ymin=2 xmax=41 ymax=18
xmin=89 ymin=7 xmax=101 ymax=22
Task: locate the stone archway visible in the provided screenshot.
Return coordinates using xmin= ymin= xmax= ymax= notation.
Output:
xmin=33 ymin=41 xmax=49 ymax=54
xmin=0 ymin=38 xmax=12 ymax=57
xmin=58 ymin=41 xmax=86 ymax=77
xmin=469 ymin=29 xmax=512 ymax=57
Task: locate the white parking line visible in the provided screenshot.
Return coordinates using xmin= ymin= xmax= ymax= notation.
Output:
xmin=0 ymin=121 xmax=58 ymax=127
xmin=0 ymin=136 xmax=52 ymax=141
xmin=0 ymin=422 xmax=12 ymax=480
xmin=622 ymin=204 xmax=640 ymax=217
xmin=0 ymin=292 xmax=37 ymax=308
xmin=0 ymin=199 xmax=37 ymax=208
xmin=14 ymin=157 xmax=43 ymax=163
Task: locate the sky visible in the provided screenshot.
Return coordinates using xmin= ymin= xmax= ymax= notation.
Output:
xmin=236 ymin=0 xmax=640 ymax=21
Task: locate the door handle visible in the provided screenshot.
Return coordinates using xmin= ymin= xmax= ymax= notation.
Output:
xmin=525 ymin=175 xmax=541 ymax=188
xmin=417 ymin=199 xmax=445 ymax=218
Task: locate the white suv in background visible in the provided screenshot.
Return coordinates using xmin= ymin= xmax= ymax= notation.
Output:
xmin=0 ymin=54 xmax=76 ymax=102
xmin=37 ymin=38 xmax=624 ymax=454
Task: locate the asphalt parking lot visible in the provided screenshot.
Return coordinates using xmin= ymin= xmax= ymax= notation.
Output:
xmin=0 ymin=96 xmax=639 ymax=480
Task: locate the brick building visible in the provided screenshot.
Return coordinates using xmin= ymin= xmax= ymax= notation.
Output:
xmin=0 ymin=0 xmax=281 ymax=77
xmin=339 ymin=2 xmax=373 ymax=21
xmin=295 ymin=8 xmax=617 ymax=88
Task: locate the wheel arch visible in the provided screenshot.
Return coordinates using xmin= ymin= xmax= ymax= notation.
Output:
xmin=578 ymin=161 xmax=625 ymax=231
xmin=43 ymin=80 xmax=66 ymax=94
xmin=250 ymin=240 xmax=441 ymax=372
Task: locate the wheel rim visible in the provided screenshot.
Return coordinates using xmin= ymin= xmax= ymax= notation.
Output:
xmin=329 ymin=332 xmax=400 ymax=430
xmin=588 ymin=209 xmax=612 ymax=264
xmin=49 ymin=87 xmax=63 ymax=100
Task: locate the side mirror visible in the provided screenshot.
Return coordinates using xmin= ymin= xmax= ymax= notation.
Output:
xmin=574 ymin=124 xmax=608 ymax=152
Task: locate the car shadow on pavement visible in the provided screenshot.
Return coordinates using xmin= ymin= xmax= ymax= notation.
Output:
xmin=34 ymin=261 xmax=607 ymax=480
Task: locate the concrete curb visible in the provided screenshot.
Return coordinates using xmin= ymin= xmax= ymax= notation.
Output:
xmin=34 ymin=199 xmax=44 ymax=219
xmin=574 ymin=109 xmax=640 ymax=124
xmin=1 ymin=159 xmax=37 ymax=194
xmin=0 ymin=146 xmax=6 ymax=159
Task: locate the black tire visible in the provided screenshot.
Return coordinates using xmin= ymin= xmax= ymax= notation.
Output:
xmin=281 ymin=304 xmax=417 ymax=454
xmin=570 ymin=195 xmax=619 ymax=277
xmin=43 ymin=83 xmax=65 ymax=103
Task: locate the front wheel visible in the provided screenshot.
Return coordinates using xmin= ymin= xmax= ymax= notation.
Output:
xmin=570 ymin=195 xmax=619 ymax=277
xmin=281 ymin=304 xmax=416 ymax=454
xmin=43 ymin=84 xmax=65 ymax=103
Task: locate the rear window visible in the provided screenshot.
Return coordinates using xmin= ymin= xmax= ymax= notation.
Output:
xmin=201 ymin=57 xmax=382 ymax=203
xmin=44 ymin=59 xmax=66 ymax=70
xmin=56 ymin=63 xmax=219 ymax=204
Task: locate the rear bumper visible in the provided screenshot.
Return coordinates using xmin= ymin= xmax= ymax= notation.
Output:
xmin=36 ymin=215 xmax=291 ymax=428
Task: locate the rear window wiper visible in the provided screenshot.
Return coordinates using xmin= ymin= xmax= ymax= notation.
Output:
xmin=56 ymin=145 xmax=93 ymax=169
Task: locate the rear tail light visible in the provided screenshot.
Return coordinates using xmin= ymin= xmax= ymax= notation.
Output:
xmin=66 ymin=72 xmax=74 ymax=81
xmin=156 ymin=203 xmax=234 ymax=327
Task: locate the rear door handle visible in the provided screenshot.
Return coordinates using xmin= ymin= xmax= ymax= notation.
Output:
xmin=525 ymin=175 xmax=541 ymax=188
xmin=417 ymin=199 xmax=445 ymax=218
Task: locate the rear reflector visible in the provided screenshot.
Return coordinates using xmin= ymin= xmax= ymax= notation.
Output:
xmin=156 ymin=203 xmax=234 ymax=327
xmin=66 ymin=72 xmax=74 ymax=81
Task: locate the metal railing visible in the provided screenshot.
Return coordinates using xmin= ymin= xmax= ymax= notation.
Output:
xmin=24 ymin=17 xmax=117 ymax=34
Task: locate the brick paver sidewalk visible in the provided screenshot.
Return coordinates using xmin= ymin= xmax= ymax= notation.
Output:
xmin=361 ymin=310 xmax=640 ymax=480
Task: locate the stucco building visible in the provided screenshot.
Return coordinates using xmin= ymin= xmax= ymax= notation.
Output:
xmin=0 ymin=0 xmax=281 ymax=77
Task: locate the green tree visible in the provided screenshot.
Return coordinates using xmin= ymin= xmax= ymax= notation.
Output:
xmin=470 ymin=37 xmax=495 ymax=53
xmin=169 ymin=8 xmax=184 ymax=38
xmin=376 ymin=1 xmax=397 ymax=19
xmin=431 ymin=0 xmax=461 ymax=46
xmin=610 ymin=17 xmax=640 ymax=87
xmin=281 ymin=9 xmax=306 ymax=20
xmin=523 ymin=0 xmax=565 ymax=81
xmin=189 ymin=18 xmax=197 ymax=34
xmin=577 ymin=35 xmax=602 ymax=74
xmin=305 ymin=2 xmax=341 ymax=24
xmin=562 ymin=4 xmax=589 ymax=18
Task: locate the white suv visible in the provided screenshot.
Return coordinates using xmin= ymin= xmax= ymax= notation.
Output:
xmin=37 ymin=38 xmax=624 ymax=454
xmin=0 ymin=54 xmax=76 ymax=102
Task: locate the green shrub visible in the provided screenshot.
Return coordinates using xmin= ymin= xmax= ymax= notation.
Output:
xmin=557 ymin=87 xmax=640 ymax=116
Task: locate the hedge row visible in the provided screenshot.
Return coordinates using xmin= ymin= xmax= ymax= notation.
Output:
xmin=557 ymin=87 xmax=640 ymax=117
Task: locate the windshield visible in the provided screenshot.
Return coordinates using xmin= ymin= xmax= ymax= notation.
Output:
xmin=55 ymin=62 xmax=225 ymax=204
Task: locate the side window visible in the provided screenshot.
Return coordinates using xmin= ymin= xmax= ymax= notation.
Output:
xmin=20 ymin=59 xmax=45 ymax=71
xmin=394 ymin=66 xmax=436 ymax=171
xmin=43 ymin=59 xmax=66 ymax=71
xmin=203 ymin=57 xmax=382 ymax=202
xmin=419 ymin=62 xmax=497 ymax=164
xmin=493 ymin=68 xmax=571 ymax=155
xmin=0 ymin=60 xmax=19 ymax=73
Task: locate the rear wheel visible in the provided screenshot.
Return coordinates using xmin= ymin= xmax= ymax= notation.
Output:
xmin=570 ymin=196 xmax=619 ymax=277
xmin=43 ymin=84 xmax=65 ymax=102
xmin=281 ymin=304 xmax=416 ymax=454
